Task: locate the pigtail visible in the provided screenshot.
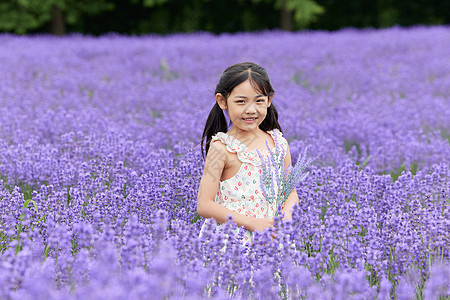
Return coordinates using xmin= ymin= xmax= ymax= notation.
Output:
xmin=196 ymin=102 xmax=228 ymax=160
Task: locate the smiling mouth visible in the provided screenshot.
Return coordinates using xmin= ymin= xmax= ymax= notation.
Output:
xmin=243 ymin=117 xmax=257 ymax=123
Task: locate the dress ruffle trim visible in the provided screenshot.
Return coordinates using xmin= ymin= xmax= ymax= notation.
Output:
xmin=211 ymin=129 xmax=287 ymax=167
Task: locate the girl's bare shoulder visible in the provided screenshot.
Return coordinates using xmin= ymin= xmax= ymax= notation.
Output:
xmin=206 ymin=140 xmax=229 ymax=166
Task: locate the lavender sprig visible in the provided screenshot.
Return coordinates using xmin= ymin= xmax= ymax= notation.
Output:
xmin=257 ymin=134 xmax=316 ymax=216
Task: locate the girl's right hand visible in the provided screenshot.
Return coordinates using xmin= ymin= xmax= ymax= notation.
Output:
xmin=250 ymin=218 xmax=274 ymax=233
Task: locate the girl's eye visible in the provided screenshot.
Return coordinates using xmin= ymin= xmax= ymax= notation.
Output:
xmin=236 ymin=99 xmax=264 ymax=103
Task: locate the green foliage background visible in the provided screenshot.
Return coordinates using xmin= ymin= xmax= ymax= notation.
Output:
xmin=0 ymin=0 xmax=448 ymax=35
xmin=0 ymin=0 xmax=113 ymax=34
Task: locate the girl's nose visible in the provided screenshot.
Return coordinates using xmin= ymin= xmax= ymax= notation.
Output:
xmin=245 ymin=103 xmax=257 ymax=113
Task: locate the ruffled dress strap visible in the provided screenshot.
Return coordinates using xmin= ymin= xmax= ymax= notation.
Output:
xmin=268 ymin=128 xmax=288 ymax=151
xmin=211 ymin=131 xmax=256 ymax=166
xmin=211 ymin=132 xmax=247 ymax=155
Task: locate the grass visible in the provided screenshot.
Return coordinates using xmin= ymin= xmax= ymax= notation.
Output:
xmin=389 ymin=162 xmax=418 ymax=181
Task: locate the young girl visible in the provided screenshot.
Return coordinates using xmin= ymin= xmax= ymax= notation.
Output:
xmin=196 ymin=62 xmax=299 ymax=243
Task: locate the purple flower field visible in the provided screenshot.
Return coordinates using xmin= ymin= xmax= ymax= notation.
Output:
xmin=0 ymin=26 xmax=449 ymax=299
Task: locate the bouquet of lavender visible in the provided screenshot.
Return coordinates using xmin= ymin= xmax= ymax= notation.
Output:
xmin=256 ymin=135 xmax=315 ymax=216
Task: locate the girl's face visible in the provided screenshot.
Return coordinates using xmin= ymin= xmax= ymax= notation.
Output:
xmin=216 ymin=79 xmax=272 ymax=134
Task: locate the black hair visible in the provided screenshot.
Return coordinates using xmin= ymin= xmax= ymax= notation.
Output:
xmin=194 ymin=62 xmax=282 ymax=160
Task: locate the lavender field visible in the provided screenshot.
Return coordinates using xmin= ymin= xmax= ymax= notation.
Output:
xmin=0 ymin=26 xmax=449 ymax=299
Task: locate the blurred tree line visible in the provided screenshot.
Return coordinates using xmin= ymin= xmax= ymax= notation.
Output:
xmin=0 ymin=0 xmax=448 ymax=35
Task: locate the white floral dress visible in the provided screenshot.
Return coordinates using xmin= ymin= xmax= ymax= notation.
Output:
xmin=199 ymin=128 xmax=288 ymax=244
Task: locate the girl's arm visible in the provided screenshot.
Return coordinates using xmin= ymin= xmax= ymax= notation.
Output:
xmin=197 ymin=141 xmax=272 ymax=232
xmin=280 ymin=142 xmax=300 ymax=220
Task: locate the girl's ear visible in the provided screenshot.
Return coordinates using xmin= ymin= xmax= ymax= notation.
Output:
xmin=216 ymin=93 xmax=227 ymax=110
xmin=267 ymin=95 xmax=273 ymax=107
